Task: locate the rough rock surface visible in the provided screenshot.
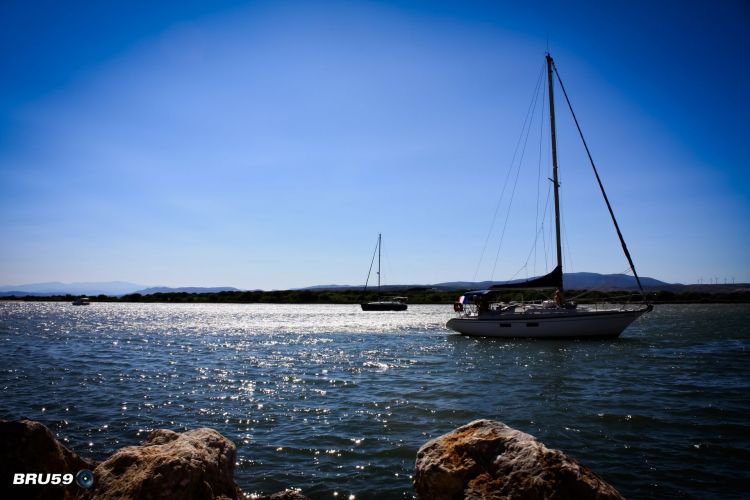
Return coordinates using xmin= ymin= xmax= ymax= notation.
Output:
xmin=0 ymin=418 xmax=97 ymax=500
xmin=1 ymin=419 xmax=309 ymax=499
xmin=414 ymin=419 xmax=623 ymax=500
xmin=81 ymin=428 xmax=243 ymax=499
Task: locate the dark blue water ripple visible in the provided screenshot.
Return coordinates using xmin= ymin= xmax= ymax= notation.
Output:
xmin=1 ymin=302 xmax=749 ymax=498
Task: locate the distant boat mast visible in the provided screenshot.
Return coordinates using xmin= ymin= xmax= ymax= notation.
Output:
xmin=377 ymin=233 xmax=382 ymax=298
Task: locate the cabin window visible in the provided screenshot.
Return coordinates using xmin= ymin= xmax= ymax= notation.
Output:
xmin=526 ymin=322 xmax=539 ymax=327
xmin=499 ymin=323 xmax=511 ymax=327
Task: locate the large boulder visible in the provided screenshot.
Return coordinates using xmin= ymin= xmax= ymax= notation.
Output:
xmin=414 ymin=419 xmax=623 ymax=499
xmin=82 ymin=428 xmax=242 ymax=499
xmin=0 ymin=418 xmax=96 ymax=500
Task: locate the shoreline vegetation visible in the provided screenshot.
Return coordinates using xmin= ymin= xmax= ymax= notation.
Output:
xmin=1 ymin=288 xmax=748 ymax=304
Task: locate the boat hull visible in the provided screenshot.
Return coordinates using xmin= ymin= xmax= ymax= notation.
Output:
xmin=361 ymin=302 xmax=408 ymax=311
xmin=446 ymin=306 xmax=650 ymax=338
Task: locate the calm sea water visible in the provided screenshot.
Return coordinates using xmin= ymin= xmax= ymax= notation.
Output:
xmin=1 ymin=302 xmax=748 ymax=498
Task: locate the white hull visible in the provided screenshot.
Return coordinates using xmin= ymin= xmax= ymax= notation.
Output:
xmin=446 ymin=306 xmax=650 ymax=338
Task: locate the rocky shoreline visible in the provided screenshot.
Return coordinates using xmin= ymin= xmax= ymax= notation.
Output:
xmin=1 ymin=418 xmax=622 ymax=499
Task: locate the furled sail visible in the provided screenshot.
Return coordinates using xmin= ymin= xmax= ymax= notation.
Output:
xmin=489 ymin=265 xmax=562 ymax=290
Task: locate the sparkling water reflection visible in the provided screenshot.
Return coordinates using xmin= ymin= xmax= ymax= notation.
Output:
xmin=1 ymin=302 xmax=748 ymax=498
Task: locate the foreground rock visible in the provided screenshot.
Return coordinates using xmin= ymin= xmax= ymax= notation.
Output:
xmin=81 ymin=428 xmax=242 ymax=499
xmin=4 ymin=418 xmax=622 ymax=499
xmin=0 ymin=419 xmax=96 ymax=500
xmin=414 ymin=419 xmax=623 ymax=499
xmin=1 ymin=419 xmax=308 ymax=499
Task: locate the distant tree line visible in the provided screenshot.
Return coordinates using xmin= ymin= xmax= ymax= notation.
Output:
xmin=2 ymin=288 xmax=749 ymax=304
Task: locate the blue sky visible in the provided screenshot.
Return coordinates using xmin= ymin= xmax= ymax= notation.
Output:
xmin=1 ymin=0 xmax=748 ymax=289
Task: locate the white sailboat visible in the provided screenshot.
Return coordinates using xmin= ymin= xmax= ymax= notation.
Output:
xmin=446 ymin=54 xmax=651 ymax=338
xmin=360 ymin=233 xmax=408 ymax=311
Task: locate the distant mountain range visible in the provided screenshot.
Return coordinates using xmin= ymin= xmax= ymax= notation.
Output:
xmin=134 ymin=286 xmax=241 ymax=295
xmin=301 ymin=273 xmax=673 ymax=291
xmin=0 ymin=282 xmax=238 ymax=297
xmin=0 ymin=273 xmax=746 ymax=297
xmin=0 ymin=281 xmax=147 ymax=296
xmin=433 ymin=272 xmax=671 ymax=291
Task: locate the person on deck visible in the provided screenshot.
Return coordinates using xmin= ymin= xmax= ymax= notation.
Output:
xmin=554 ymin=289 xmax=564 ymax=307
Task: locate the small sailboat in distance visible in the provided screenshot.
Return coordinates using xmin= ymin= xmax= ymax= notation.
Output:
xmin=360 ymin=233 xmax=408 ymax=311
xmin=446 ymin=54 xmax=651 ymax=338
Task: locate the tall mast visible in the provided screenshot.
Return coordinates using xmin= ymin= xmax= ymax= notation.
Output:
xmin=377 ymin=233 xmax=381 ymax=297
xmin=546 ymin=53 xmax=563 ymax=290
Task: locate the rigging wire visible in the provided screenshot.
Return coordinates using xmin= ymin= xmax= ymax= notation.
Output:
xmin=473 ymin=62 xmax=546 ymax=282
xmin=544 ymin=183 xmax=552 ymax=266
xmin=514 ymin=108 xmax=554 ymax=283
xmin=534 ymin=78 xmax=549 ymax=277
xmin=551 ymin=61 xmax=646 ymax=296
xmin=539 ymin=77 xmax=554 ymax=277
xmin=516 ymin=183 xmax=552 ymax=278
xmin=569 ymin=266 xmax=642 ymax=303
xmin=527 ymin=77 xmax=547 ymax=274
xmin=561 ymin=200 xmax=574 ymax=276
xmin=489 ymin=63 xmax=546 ymax=279
xmin=622 ymin=266 xmax=635 ymax=275
xmin=360 ymin=236 xmax=379 ymax=296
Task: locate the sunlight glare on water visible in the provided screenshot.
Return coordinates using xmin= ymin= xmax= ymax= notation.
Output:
xmin=1 ymin=302 xmax=749 ymax=498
